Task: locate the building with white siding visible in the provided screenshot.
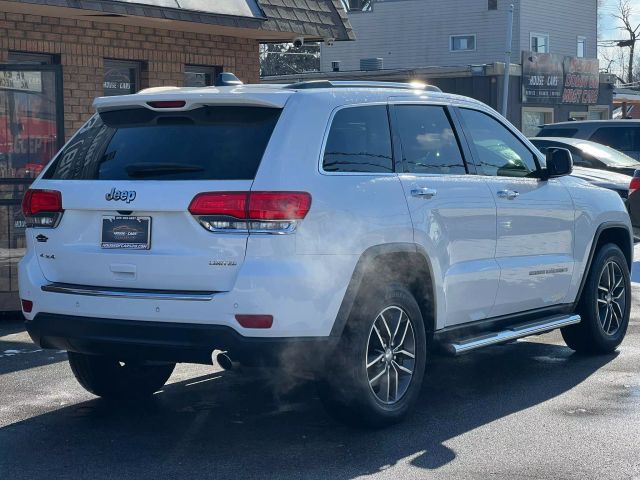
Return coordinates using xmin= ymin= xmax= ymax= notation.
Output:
xmin=264 ymin=0 xmax=613 ymax=134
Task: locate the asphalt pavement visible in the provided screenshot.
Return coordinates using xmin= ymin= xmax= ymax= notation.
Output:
xmin=1 ymin=253 xmax=640 ymax=479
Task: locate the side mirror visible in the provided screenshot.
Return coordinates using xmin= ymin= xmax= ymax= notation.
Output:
xmin=542 ymin=147 xmax=573 ymax=179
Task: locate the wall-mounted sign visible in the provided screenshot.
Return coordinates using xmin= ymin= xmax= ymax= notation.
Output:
xmin=103 ymin=60 xmax=139 ymax=97
xmin=0 ymin=71 xmax=42 ymax=93
xmin=562 ymin=57 xmax=599 ymax=104
xmin=522 ymin=52 xmax=563 ymax=103
xmin=522 ymin=52 xmax=599 ymax=105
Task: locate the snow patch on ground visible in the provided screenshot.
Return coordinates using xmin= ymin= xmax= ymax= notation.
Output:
xmin=1 ymin=348 xmax=43 ymax=358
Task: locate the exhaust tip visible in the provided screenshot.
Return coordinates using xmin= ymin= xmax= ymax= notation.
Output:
xmin=216 ymin=352 xmax=235 ymax=371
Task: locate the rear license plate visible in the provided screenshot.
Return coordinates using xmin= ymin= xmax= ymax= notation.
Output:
xmin=101 ymin=216 xmax=151 ymax=250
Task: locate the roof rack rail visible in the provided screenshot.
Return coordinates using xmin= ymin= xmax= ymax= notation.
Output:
xmin=285 ymin=80 xmax=442 ymax=92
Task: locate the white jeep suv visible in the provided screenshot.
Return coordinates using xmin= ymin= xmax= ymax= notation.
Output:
xmin=19 ymin=81 xmax=632 ymax=427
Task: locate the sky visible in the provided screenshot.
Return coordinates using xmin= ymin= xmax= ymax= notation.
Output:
xmin=598 ymin=0 xmax=640 ymax=81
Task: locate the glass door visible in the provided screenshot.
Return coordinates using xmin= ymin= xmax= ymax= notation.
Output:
xmin=0 ymin=64 xmax=64 ymax=311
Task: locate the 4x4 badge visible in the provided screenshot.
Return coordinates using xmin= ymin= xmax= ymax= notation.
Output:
xmin=105 ymin=188 xmax=136 ymax=203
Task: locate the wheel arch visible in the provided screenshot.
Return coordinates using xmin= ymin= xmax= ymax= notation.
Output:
xmin=574 ymin=221 xmax=633 ymax=308
xmin=330 ymin=243 xmax=437 ymax=338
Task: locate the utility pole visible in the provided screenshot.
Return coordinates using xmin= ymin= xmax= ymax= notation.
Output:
xmin=501 ymin=4 xmax=514 ymax=118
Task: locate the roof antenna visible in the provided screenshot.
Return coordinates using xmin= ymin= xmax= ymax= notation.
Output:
xmin=215 ymin=72 xmax=243 ymax=87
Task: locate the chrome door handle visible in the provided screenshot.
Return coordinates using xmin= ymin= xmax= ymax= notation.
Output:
xmin=497 ymin=189 xmax=519 ymax=200
xmin=410 ymin=188 xmax=437 ymax=199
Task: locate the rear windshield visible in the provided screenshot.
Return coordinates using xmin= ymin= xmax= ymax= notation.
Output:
xmin=536 ymin=127 xmax=578 ymax=138
xmin=45 ymin=106 xmax=281 ymax=180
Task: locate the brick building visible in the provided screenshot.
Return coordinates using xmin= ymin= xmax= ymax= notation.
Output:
xmin=0 ymin=0 xmax=352 ymax=310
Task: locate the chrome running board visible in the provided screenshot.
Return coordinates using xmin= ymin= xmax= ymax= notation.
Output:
xmin=41 ymin=283 xmax=215 ymax=301
xmin=444 ymin=314 xmax=581 ymax=356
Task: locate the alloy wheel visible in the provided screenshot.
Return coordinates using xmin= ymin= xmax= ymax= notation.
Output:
xmin=365 ymin=306 xmax=416 ymax=405
xmin=596 ymin=260 xmax=626 ymax=336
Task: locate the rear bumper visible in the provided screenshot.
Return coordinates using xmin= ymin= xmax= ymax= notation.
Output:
xmin=19 ymin=245 xmax=359 ymax=338
xmin=26 ymin=313 xmax=336 ymax=366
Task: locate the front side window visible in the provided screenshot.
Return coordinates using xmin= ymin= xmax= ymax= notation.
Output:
xmin=530 ymin=33 xmax=549 ymax=53
xmin=322 ymin=105 xmax=393 ymax=173
xmin=103 ymin=59 xmax=141 ymax=96
xmin=394 ymin=105 xmax=466 ymax=175
xmin=459 ymin=108 xmax=538 ymax=177
xmin=451 ymin=35 xmax=476 ymax=52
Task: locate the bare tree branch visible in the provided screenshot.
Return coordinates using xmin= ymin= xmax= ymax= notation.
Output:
xmin=613 ymin=0 xmax=639 ymax=83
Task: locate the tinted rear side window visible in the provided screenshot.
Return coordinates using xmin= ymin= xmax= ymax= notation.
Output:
xmin=589 ymin=126 xmax=639 ymax=152
xmin=322 ymin=105 xmax=393 ymax=173
xmin=394 ymin=105 xmax=466 ymax=175
xmin=46 ymin=106 xmax=281 ymax=180
xmin=537 ymin=127 xmax=578 ymax=137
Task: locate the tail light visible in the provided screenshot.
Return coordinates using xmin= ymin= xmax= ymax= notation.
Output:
xmin=21 ymin=189 xmax=63 ymax=228
xmin=630 ymin=172 xmax=640 ymax=196
xmin=235 ymin=314 xmax=273 ymax=329
xmin=188 ymin=191 xmax=311 ymax=234
xmin=21 ymin=299 xmax=33 ymax=313
xmin=147 ymin=100 xmax=186 ymax=109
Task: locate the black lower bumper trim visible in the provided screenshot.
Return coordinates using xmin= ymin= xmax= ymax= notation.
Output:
xmin=26 ymin=313 xmax=334 ymax=366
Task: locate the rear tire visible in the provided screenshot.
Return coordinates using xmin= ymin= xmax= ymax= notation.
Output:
xmin=561 ymin=243 xmax=630 ymax=354
xmin=68 ymin=352 xmax=175 ymax=399
xmin=318 ymin=284 xmax=427 ymax=428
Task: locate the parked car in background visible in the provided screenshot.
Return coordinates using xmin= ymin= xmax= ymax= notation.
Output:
xmin=628 ymin=171 xmax=640 ymax=240
xmin=536 ymin=120 xmax=640 ymax=161
xmin=569 ymin=165 xmax=632 ymax=201
xmin=530 ymin=137 xmax=640 ymax=176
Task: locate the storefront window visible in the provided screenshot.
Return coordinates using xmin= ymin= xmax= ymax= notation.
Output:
xmin=184 ymin=65 xmax=221 ymax=87
xmin=103 ymin=59 xmax=141 ymax=96
xmin=588 ymin=107 xmax=609 ymax=120
xmin=8 ymin=51 xmax=56 ymax=65
xmin=0 ymin=64 xmax=63 ymax=309
xmin=522 ymin=108 xmax=553 ymax=137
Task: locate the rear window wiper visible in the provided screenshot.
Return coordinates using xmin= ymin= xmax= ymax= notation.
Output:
xmin=125 ymin=163 xmax=205 ymax=178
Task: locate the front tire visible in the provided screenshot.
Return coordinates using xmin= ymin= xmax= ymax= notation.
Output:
xmin=318 ymin=284 xmax=427 ymax=428
xmin=68 ymin=352 xmax=175 ymax=399
xmin=562 ymin=243 xmax=631 ymax=354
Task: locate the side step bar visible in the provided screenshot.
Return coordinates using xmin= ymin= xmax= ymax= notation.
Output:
xmin=444 ymin=314 xmax=581 ymax=356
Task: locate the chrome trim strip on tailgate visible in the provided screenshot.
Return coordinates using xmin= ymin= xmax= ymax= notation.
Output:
xmin=41 ymin=283 xmax=215 ymax=301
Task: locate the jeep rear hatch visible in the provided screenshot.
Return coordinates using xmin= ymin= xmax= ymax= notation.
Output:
xmin=29 ymin=104 xmax=284 ymax=292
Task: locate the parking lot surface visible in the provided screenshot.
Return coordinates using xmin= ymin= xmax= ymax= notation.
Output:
xmin=2 ymin=252 xmax=640 ymax=479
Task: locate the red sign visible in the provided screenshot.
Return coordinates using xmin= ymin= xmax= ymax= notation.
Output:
xmin=562 ymin=57 xmax=599 ymax=105
xmin=522 ymin=52 xmax=600 ymax=105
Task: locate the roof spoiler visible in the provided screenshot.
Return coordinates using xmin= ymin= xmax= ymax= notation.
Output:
xmin=93 ymin=94 xmax=287 ymax=113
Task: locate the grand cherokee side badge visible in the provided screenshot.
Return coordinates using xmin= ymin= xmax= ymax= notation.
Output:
xmin=105 ymin=188 xmax=136 ymax=203
xmin=209 ymin=260 xmax=238 ymax=267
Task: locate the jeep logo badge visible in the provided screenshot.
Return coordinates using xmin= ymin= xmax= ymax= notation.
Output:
xmin=105 ymin=188 xmax=136 ymax=203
